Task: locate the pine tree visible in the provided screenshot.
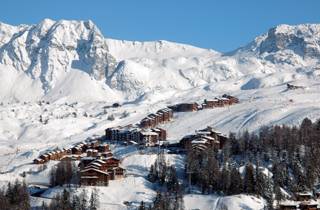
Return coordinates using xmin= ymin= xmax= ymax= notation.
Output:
xmin=244 ymin=163 xmax=255 ymax=194
xmin=79 ymin=189 xmax=88 ymax=210
xmin=89 ymin=188 xmax=99 ymax=210
xmin=139 ymin=201 xmax=146 ymax=210
xmin=229 ymin=167 xmax=243 ymax=195
xmin=61 ymin=189 xmax=71 ymax=210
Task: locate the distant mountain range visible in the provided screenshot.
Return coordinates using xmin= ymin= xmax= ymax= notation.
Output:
xmin=0 ymin=19 xmax=319 ymax=102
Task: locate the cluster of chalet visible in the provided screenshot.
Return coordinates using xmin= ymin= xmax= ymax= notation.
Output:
xmin=79 ymin=144 xmax=125 ymax=186
xmin=33 ymin=139 xmax=125 ymax=186
xmin=105 ymin=125 xmax=167 ymax=147
xmin=105 ymin=107 xmax=173 ymax=146
xmin=168 ymin=94 xmax=239 ymax=112
xmin=179 ymin=126 xmax=228 ymax=152
xmin=105 ymin=95 xmax=239 ymax=147
xmin=140 ymin=108 xmax=173 ymax=129
xmin=33 ymin=140 xmax=104 ymax=164
xmin=279 ymin=192 xmax=320 ymax=210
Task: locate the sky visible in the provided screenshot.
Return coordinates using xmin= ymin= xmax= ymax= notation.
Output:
xmin=1 ymin=0 xmax=320 ymax=52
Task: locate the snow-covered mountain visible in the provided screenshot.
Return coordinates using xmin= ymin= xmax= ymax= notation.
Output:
xmin=0 ymin=19 xmax=320 ymax=210
xmin=0 ymin=19 xmax=319 ymax=102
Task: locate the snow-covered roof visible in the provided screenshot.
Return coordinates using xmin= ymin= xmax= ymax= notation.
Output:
xmin=141 ymin=131 xmax=158 ymax=136
xmin=299 ymin=200 xmax=318 ymax=206
xmin=81 ymin=176 xmax=99 ymax=179
xmin=95 ymin=159 xmax=107 ymax=164
xmin=196 ymin=131 xmax=211 ymax=135
xmin=90 ymin=162 xmax=102 ymax=167
xmin=202 ymin=136 xmax=215 ymax=141
xmin=296 ymin=192 xmax=313 ymax=196
xmin=85 ymin=165 xmax=100 ymax=170
xmin=279 ymin=200 xmax=299 ymax=206
xmin=81 ymin=157 xmax=96 ymax=160
xmin=81 ymin=168 xmax=109 ymax=175
xmin=191 ymin=139 xmax=208 ymax=144
xmin=206 ymin=99 xmax=219 ymax=102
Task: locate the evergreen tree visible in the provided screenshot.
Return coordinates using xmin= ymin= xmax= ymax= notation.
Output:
xmin=244 ymin=163 xmax=255 ymax=194
xmin=89 ymin=188 xmax=99 ymax=210
xmin=229 ymin=167 xmax=243 ymax=195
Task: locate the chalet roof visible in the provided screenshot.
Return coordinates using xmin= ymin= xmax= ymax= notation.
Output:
xmin=90 ymin=162 xmax=102 ymax=167
xmin=191 ymin=138 xmax=208 ymax=144
xmin=202 ymin=136 xmax=215 ymax=141
xmin=80 ymin=168 xmax=109 ymax=175
xmin=141 ymin=131 xmax=158 ymax=136
xmin=206 ymin=99 xmax=219 ymax=102
xmin=220 ymin=97 xmax=229 ymax=101
xmin=279 ymin=200 xmax=299 ymax=207
xmin=81 ymin=176 xmax=99 ymax=179
xmin=299 ymin=201 xmax=318 ymax=206
xmin=103 ymin=157 xmax=120 ymax=161
xmin=85 ymin=165 xmax=100 ymax=170
xmin=87 ymin=149 xmax=98 ymax=152
xmin=95 ymin=159 xmax=107 ymax=164
xmin=81 ymin=157 xmax=96 ymax=161
xmin=101 ymin=151 xmax=113 ymax=155
xmin=196 ymin=131 xmax=211 ymax=135
xmin=129 ymin=141 xmax=138 ymax=145
xmin=192 ymin=145 xmax=207 ymax=151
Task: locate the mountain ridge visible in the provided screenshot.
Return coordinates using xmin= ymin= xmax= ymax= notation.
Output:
xmin=0 ymin=19 xmax=319 ymax=102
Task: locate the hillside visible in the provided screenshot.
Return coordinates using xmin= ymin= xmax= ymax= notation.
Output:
xmin=0 ymin=19 xmax=320 ymax=209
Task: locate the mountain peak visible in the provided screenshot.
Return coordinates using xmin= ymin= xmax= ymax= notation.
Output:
xmin=0 ymin=19 xmax=116 ymax=93
xmin=235 ymin=23 xmax=320 ymax=59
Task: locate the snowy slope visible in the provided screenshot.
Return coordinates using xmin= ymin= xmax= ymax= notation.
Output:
xmin=0 ymin=19 xmax=319 ymax=209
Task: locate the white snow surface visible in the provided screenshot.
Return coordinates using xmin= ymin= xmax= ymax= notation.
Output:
xmin=0 ymin=19 xmax=320 ymax=209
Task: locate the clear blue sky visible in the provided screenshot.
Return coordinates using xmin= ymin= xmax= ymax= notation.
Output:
xmin=1 ymin=0 xmax=319 ymax=52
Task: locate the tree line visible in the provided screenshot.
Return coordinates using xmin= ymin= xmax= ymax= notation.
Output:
xmin=185 ymin=117 xmax=320 ymax=209
xmin=40 ymin=188 xmax=99 ymax=210
xmin=139 ymin=151 xmax=184 ymax=210
xmin=50 ymin=159 xmax=79 ymax=187
xmin=0 ymin=180 xmax=30 ymax=210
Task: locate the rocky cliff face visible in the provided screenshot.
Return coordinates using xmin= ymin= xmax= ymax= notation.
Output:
xmin=0 ymin=19 xmax=117 ymax=92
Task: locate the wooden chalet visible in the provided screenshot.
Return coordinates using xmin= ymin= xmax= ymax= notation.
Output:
xmin=222 ymin=94 xmax=239 ymax=104
xmin=72 ymin=146 xmax=82 ymax=155
xmin=80 ymin=168 xmax=109 ymax=186
xmin=100 ymin=151 xmax=113 ymax=158
xmin=278 ymin=201 xmax=299 ymax=210
xmin=139 ymin=108 xmax=173 ymax=129
xmin=169 ymin=103 xmax=198 ymax=112
xmin=103 ymin=157 xmax=121 ymax=169
xmin=151 ymin=128 xmax=167 ymax=141
xmin=296 ymin=192 xmax=313 ymax=201
xmin=33 ymin=158 xmax=46 ymax=164
xmin=87 ymin=149 xmax=98 ymax=157
xmin=97 ymin=144 xmax=110 ymax=153
xmin=79 ymin=156 xmax=125 ymax=183
xmin=107 ymin=167 xmax=126 ymax=179
xmin=180 ymin=127 xmax=228 ymax=152
xmin=299 ymin=201 xmax=318 ymax=210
